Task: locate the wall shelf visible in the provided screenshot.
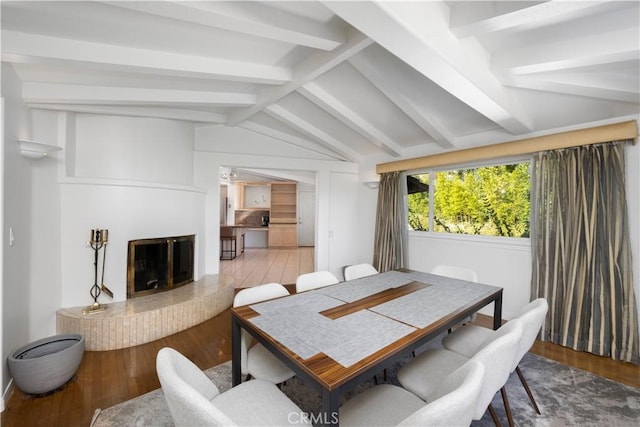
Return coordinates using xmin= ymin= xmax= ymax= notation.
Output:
xmin=58 ymin=176 xmax=207 ymax=194
xmin=270 ymin=182 xmax=297 ymax=223
xmin=269 ymin=182 xmax=297 ymax=246
xmin=18 ymin=139 xmax=63 ymax=159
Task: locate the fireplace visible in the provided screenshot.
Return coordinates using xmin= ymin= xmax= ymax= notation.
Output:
xmin=127 ymin=235 xmax=195 ymax=298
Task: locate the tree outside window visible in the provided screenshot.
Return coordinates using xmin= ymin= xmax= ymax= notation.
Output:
xmin=407 ymin=163 xmax=530 ymax=238
xmin=407 ymin=173 xmax=430 ymax=231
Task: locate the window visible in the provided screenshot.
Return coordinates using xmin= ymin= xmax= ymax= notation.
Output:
xmin=407 ymin=162 xmax=530 ymax=238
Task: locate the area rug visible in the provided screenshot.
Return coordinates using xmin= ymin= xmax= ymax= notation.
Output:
xmin=91 ymin=352 xmax=640 ymax=426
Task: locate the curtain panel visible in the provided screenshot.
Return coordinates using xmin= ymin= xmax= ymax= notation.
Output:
xmin=373 ymin=171 xmax=405 ymax=272
xmin=531 ymin=141 xmax=638 ymax=363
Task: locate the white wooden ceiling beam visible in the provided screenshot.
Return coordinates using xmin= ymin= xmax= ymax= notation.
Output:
xmin=240 ymin=168 xmax=316 ymax=185
xmin=265 ymin=104 xmax=361 ymax=163
xmin=227 ymin=29 xmax=373 ymax=126
xmin=348 ymin=54 xmax=455 ymax=149
xmin=27 ymin=103 xmax=227 ymax=123
xmin=22 ymin=82 xmax=255 ymax=106
xmin=298 ymin=82 xmax=403 ymax=157
xmin=503 ymin=75 xmax=640 ymax=103
xmin=239 ymin=121 xmax=345 ymax=160
xmin=1 ymin=30 xmax=290 ymax=84
xmin=323 ymin=1 xmax=531 ymax=134
xmin=450 ymin=1 xmax=609 ymax=38
xmin=494 ymin=28 xmax=639 ymax=76
xmin=105 ymin=0 xmax=345 ymax=51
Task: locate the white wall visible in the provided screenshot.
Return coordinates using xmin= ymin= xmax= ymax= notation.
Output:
xmin=30 ymin=113 xmax=205 ymax=309
xmin=1 ymin=63 xmax=33 ymax=404
xmin=28 ymin=109 xmax=62 ymax=340
xmin=329 ymin=172 xmax=359 ymax=280
xmin=407 ymin=234 xmax=531 ymax=320
xmin=74 ymin=116 xmax=195 ymax=185
xmin=354 ymin=158 xmax=381 ymax=266
xmin=58 ymin=183 xmax=205 ymax=307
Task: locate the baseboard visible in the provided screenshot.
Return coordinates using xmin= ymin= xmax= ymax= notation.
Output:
xmin=1 ymin=378 xmax=14 ymax=412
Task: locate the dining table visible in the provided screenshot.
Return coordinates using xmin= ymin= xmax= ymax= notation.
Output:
xmin=231 ymin=268 xmax=503 ymax=426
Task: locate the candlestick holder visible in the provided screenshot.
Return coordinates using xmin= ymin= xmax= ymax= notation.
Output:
xmin=83 ymin=228 xmax=113 ymax=315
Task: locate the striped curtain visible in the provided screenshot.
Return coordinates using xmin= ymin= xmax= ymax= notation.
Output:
xmin=531 ymin=141 xmax=638 ymax=363
xmin=373 ymin=171 xmax=405 ymax=272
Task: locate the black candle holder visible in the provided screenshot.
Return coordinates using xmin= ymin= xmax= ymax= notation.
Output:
xmin=83 ymin=228 xmax=113 ymax=315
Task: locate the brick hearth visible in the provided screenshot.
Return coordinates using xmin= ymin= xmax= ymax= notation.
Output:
xmin=56 ymin=275 xmax=234 ymax=351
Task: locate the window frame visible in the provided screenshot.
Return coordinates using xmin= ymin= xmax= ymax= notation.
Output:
xmin=405 ymin=154 xmax=533 ymax=243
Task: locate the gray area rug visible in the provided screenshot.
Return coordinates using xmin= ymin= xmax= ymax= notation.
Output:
xmin=92 ymin=351 xmax=640 ymax=426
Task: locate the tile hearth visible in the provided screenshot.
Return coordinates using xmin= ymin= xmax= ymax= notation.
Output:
xmin=56 ymin=275 xmax=234 ymax=351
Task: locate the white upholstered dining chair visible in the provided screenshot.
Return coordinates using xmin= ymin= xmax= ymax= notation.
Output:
xmin=398 ymin=319 xmax=523 ymax=427
xmin=343 ymin=263 xmax=378 ymax=281
xmin=340 ymin=360 xmax=484 ymax=427
xmin=430 ymin=265 xmax=478 ymax=283
xmin=156 ymin=347 xmax=310 ymax=426
xmin=295 ymin=271 xmax=339 ymax=293
xmin=233 ymin=283 xmax=295 ymax=384
xmin=442 ymin=298 xmax=549 ymax=415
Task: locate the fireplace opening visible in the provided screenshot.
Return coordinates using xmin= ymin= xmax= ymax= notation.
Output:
xmin=127 ymin=235 xmax=194 ymax=298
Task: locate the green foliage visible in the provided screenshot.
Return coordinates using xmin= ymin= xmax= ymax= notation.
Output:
xmin=407 ymin=174 xmax=429 ymax=231
xmin=407 ymin=164 xmax=530 ymax=237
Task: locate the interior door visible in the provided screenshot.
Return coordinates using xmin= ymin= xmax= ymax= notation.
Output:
xmin=298 ymin=190 xmax=315 ymax=246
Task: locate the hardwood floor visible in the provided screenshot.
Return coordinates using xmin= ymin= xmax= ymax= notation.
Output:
xmin=1 ymin=310 xmax=235 ymax=427
xmin=474 ymin=314 xmax=640 ymax=388
xmin=3 ymin=255 xmax=639 ymax=426
xmin=219 ymin=246 xmax=315 ymax=288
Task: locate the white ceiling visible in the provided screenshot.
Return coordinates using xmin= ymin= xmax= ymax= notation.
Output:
xmin=2 ymin=1 xmax=639 ymax=165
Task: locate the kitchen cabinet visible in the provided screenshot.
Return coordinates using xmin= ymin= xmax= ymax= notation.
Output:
xmin=268 ymin=224 xmax=297 ymax=247
xmin=235 ymin=182 xmax=270 ymax=209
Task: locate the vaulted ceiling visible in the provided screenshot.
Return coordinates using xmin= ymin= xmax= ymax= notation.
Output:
xmin=2 ymin=1 xmax=639 ymax=165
